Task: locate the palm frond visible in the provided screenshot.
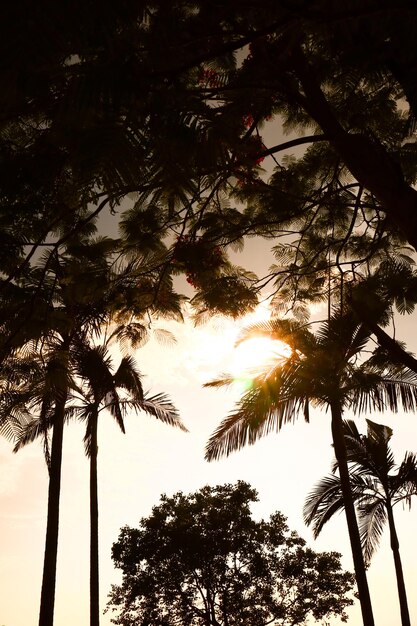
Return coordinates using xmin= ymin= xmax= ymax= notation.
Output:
xmin=391 ymin=452 xmax=417 ymax=505
xmin=303 ymin=474 xmax=346 ymax=538
xmin=138 ymin=393 xmax=186 ymax=431
xmin=205 ymin=382 xmax=305 ymax=462
xmin=348 ymin=372 xmax=417 ymax=415
xmin=315 ymin=312 xmax=370 ymax=360
xmin=204 ymin=374 xmax=236 ymax=388
xmin=113 ymin=356 xmax=145 ymax=402
xmin=235 ymin=317 xmax=315 ymax=355
xmin=0 ymin=415 xmax=23 ymax=442
xmin=206 ymin=356 xmax=317 ymax=461
xmin=112 ymin=322 xmax=150 ymax=354
xmin=341 ymin=418 xmax=395 ymax=478
xmin=205 ymin=409 xmax=257 ymax=461
xmin=366 ymin=419 xmax=393 ymax=445
xmin=65 ymin=401 xmax=93 ymax=423
xmin=0 ymin=396 xmax=34 ymax=426
xmin=357 ymin=495 xmax=387 ymax=566
xmin=13 ymin=415 xmax=51 ymax=453
xmin=235 ymin=319 xmax=286 ymax=345
xmin=73 ymin=343 xmax=114 ymax=396
xmin=104 ymin=389 xmax=126 ymax=434
xmin=152 ymin=328 xmax=177 ymax=347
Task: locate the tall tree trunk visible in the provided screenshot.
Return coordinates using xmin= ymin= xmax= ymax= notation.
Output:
xmin=90 ymin=411 xmax=100 ymax=626
xmin=386 ymin=502 xmax=411 ymax=626
xmin=38 ymin=391 xmax=68 ymax=626
xmin=330 ymin=401 xmax=375 ymax=626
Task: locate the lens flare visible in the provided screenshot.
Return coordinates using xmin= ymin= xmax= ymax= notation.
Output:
xmin=230 ymin=337 xmax=291 ymax=391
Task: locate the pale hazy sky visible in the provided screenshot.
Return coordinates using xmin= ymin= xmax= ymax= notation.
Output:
xmin=1 ymin=282 xmax=417 ymax=626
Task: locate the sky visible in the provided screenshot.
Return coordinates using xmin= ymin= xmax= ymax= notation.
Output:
xmin=1 ymin=245 xmax=417 ymax=626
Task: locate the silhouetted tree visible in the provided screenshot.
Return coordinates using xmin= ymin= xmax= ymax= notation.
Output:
xmin=304 ymin=418 xmax=417 ymax=626
xmin=69 ymin=341 xmax=185 ymax=626
xmin=6 ymin=231 xmax=184 ymax=626
xmin=205 ymin=310 xmax=417 ymax=626
xmin=107 ymin=482 xmax=354 ymax=626
xmin=6 ymin=240 xmax=117 ymax=626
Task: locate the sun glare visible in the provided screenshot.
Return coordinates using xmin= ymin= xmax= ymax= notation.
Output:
xmin=227 ymin=302 xmax=292 ymax=386
xmin=230 ymin=336 xmax=290 ymax=384
xmin=190 ymin=302 xmax=291 ymax=388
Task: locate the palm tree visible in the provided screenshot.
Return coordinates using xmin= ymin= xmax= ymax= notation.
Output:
xmin=4 ymin=235 xmax=123 ymax=626
xmin=205 ymin=310 xmax=417 ymax=626
xmin=5 ymin=222 xmax=187 ymax=626
xmin=2 ymin=333 xmax=75 ymax=626
xmin=68 ymin=341 xmax=186 ymax=626
xmin=303 ymin=418 xmax=417 ymax=626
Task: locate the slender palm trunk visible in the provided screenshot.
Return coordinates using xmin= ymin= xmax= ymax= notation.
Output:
xmin=38 ymin=392 xmax=68 ymax=626
xmin=90 ymin=411 xmax=100 ymax=626
xmin=386 ymin=502 xmax=411 ymax=626
xmin=330 ymin=401 xmax=375 ymax=626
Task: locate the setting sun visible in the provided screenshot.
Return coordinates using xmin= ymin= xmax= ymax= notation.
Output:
xmin=231 ymin=336 xmax=290 ymax=378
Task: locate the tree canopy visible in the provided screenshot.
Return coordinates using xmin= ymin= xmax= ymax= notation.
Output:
xmin=4 ymin=1 xmax=417 ymax=329
xmin=107 ymin=481 xmax=354 ymax=626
